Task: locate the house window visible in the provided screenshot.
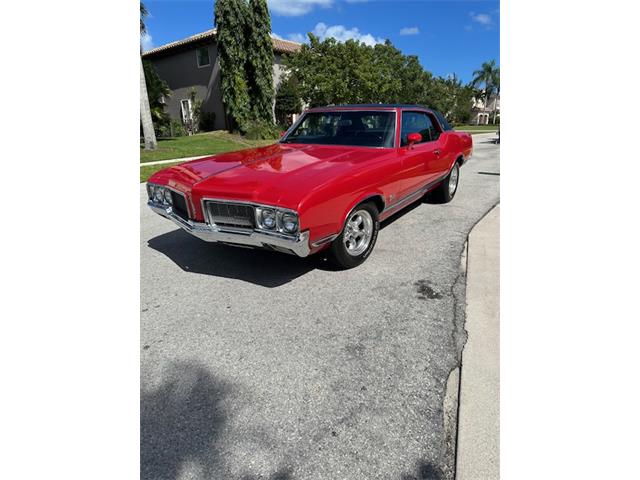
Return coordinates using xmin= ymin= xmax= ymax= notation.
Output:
xmin=180 ymin=99 xmax=193 ymax=125
xmin=196 ymin=47 xmax=210 ymax=68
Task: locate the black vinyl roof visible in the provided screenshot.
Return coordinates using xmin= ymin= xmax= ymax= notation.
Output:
xmin=314 ymin=104 xmax=433 ymax=110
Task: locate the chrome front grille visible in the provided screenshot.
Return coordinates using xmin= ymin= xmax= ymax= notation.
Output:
xmin=204 ymin=201 xmax=256 ymax=229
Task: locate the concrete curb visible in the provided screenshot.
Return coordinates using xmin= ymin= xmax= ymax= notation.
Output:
xmin=455 ymin=204 xmax=500 ymax=479
xmin=140 ymin=155 xmax=210 ymax=167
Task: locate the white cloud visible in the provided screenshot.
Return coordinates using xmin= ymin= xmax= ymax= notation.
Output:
xmin=399 ymin=27 xmax=419 ymax=36
xmin=141 ymin=32 xmax=154 ymax=52
xmin=470 ymin=12 xmax=493 ymax=26
xmin=268 ymin=0 xmax=333 ymax=17
xmin=287 ymin=32 xmax=308 ymax=43
xmin=312 ymin=22 xmax=384 ymax=46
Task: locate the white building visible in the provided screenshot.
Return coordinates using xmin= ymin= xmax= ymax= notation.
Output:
xmin=469 ymin=94 xmax=500 ymax=125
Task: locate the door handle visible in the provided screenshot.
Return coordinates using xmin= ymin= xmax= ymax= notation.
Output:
xmin=434 ymin=149 xmax=441 ymax=155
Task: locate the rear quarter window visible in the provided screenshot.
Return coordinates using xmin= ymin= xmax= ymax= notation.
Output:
xmin=433 ymin=110 xmax=453 ymax=131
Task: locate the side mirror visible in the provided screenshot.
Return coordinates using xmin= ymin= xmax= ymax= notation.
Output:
xmin=280 ymin=130 xmax=287 ymax=138
xmin=407 ymin=132 xmax=422 ymax=145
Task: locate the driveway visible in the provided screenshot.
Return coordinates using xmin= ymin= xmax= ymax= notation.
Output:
xmin=140 ymin=133 xmax=500 ymax=480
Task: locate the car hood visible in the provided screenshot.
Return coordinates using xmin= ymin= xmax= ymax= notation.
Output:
xmin=152 ymin=143 xmax=393 ymax=210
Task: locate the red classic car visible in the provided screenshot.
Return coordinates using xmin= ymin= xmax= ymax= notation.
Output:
xmin=147 ymin=104 xmax=472 ymax=269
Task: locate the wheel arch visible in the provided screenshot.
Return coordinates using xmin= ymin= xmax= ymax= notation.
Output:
xmin=358 ymin=193 xmax=385 ymax=214
xmin=335 ymin=192 xmax=385 ymax=235
xmin=344 ymin=192 xmax=385 ymax=220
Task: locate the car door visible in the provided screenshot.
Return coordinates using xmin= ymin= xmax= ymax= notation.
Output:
xmin=398 ymin=110 xmax=443 ymax=199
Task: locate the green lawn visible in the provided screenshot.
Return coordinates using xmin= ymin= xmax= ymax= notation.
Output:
xmin=455 ymin=124 xmax=499 ymax=133
xmin=140 ymin=130 xmax=276 ymax=163
xmin=140 ymin=131 xmax=277 ymax=182
xmin=141 ymin=162 xmax=185 ymax=183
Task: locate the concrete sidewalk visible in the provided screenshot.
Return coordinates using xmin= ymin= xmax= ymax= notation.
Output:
xmin=456 ymin=205 xmax=500 ymax=479
xmin=140 ymin=155 xmax=210 ymax=167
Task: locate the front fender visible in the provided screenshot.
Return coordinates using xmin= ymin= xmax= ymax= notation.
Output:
xmin=300 ymin=188 xmax=386 ymax=253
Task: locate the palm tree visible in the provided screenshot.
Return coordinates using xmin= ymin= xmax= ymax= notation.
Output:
xmin=471 ymin=60 xmax=500 ymax=125
xmin=491 ymin=74 xmax=500 ymax=124
xmin=140 ymin=2 xmax=157 ymax=151
xmin=140 ymin=2 xmax=148 ymax=35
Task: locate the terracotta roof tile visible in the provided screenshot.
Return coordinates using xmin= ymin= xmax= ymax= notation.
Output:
xmin=142 ymin=29 xmax=301 ymax=58
xmin=271 ymin=37 xmax=302 ymax=54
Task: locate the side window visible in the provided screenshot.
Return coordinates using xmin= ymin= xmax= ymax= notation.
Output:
xmin=196 ymin=47 xmax=210 ymax=68
xmin=434 ymin=110 xmax=453 ymax=131
xmin=400 ymin=111 xmax=441 ymax=146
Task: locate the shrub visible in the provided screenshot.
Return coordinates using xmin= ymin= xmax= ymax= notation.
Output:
xmin=173 ymin=121 xmax=187 ymax=137
xmin=157 ymin=118 xmax=187 ymax=138
xmin=199 ymin=111 xmax=216 ymax=132
xmin=242 ymin=119 xmax=280 ymax=140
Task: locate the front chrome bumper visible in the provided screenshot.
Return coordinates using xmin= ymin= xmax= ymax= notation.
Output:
xmin=148 ymin=202 xmax=311 ymax=257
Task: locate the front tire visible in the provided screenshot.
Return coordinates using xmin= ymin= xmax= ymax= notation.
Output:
xmin=427 ymin=162 xmax=460 ymax=204
xmin=328 ymin=202 xmax=379 ymax=269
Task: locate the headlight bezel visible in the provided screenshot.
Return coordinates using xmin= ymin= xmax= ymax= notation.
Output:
xmin=147 ymin=183 xmax=173 ymax=207
xmin=163 ymin=188 xmax=173 ymax=205
xmin=259 ymin=208 xmax=277 ymax=230
xmin=281 ymin=213 xmax=299 ymax=234
xmin=255 ymin=206 xmax=300 ymax=236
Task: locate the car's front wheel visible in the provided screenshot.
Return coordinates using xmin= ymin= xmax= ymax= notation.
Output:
xmin=328 ymin=202 xmax=379 ymax=269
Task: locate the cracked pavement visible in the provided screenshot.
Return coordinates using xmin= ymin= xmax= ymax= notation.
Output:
xmin=140 ymin=133 xmax=500 ymax=480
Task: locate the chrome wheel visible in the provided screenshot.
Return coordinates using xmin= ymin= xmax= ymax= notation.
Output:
xmin=343 ymin=209 xmax=374 ymax=256
xmin=448 ymin=164 xmax=459 ymax=196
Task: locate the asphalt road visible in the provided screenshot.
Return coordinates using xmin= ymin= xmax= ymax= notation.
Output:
xmin=140 ymin=133 xmax=500 ymax=480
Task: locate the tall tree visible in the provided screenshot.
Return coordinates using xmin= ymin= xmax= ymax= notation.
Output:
xmin=215 ymin=0 xmax=251 ymax=131
xmin=140 ymin=2 xmax=148 ymax=36
xmin=275 ymin=74 xmax=302 ymax=125
xmin=246 ymin=0 xmax=275 ymax=123
xmin=140 ymin=2 xmax=157 ymax=150
xmin=284 ymin=33 xmax=481 ymax=124
xmin=142 ymin=61 xmax=171 ymax=126
xmin=491 ymin=73 xmax=500 ymax=124
xmin=471 ymin=60 xmax=500 ymax=124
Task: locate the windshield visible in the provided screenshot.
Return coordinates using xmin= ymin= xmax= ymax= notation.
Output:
xmin=281 ymin=111 xmax=396 ymax=148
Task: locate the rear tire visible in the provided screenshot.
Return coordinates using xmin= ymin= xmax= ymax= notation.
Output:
xmin=328 ymin=202 xmax=379 ymax=269
xmin=427 ymin=162 xmax=460 ymax=204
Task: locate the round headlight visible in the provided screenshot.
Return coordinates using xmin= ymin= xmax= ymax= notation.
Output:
xmin=282 ymin=213 xmax=298 ymax=233
xmin=163 ymin=189 xmax=173 ymax=205
xmin=153 ymin=187 xmax=165 ymax=204
xmin=261 ymin=209 xmax=276 ymax=229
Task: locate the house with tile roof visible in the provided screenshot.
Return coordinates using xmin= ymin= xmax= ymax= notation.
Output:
xmin=142 ymin=29 xmax=302 ymax=131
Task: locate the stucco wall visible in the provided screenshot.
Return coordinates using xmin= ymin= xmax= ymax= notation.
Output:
xmin=148 ymin=45 xmax=291 ymax=130
xmin=148 ymin=42 xmax=226 ymax=130
xmin=273 ymin=53 xmax=287 ymax=89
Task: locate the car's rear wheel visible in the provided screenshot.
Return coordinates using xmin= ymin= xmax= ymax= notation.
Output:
xmin=427 ymin=162 xmax=460 ymax=204
xmin=328 ymin=202 xmax=379 ymax=269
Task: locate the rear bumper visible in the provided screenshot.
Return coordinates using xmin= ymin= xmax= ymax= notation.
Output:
xmin=148 ymin=202 xmax=311 ymax=257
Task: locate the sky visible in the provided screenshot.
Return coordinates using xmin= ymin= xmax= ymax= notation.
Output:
xmin=142 ymin=0 xmax=500 ymax=83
